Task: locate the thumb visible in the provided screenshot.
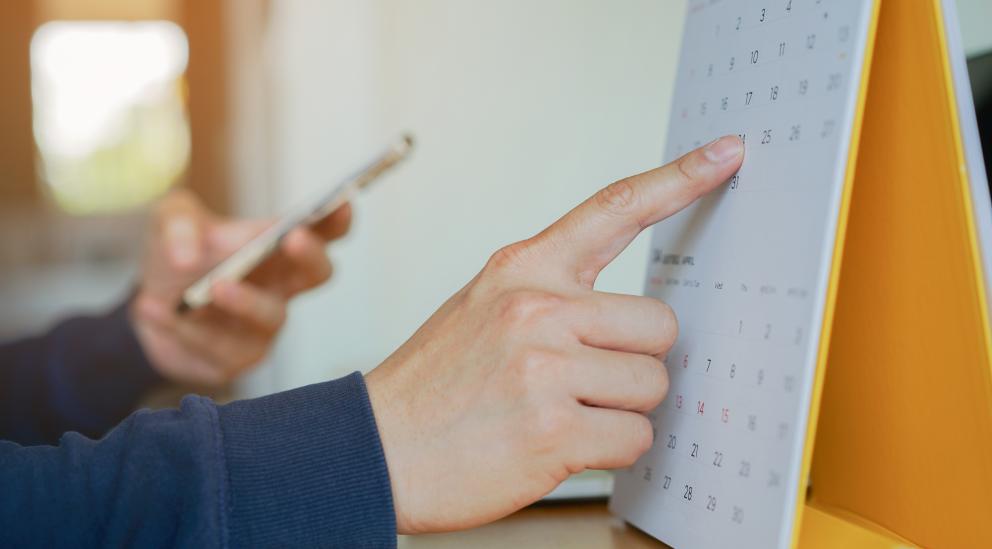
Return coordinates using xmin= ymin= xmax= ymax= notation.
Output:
xmin=157 ymin=190 xmax=209 ymax=271
xmin=535 ymin=135 xmax=743 ymax=286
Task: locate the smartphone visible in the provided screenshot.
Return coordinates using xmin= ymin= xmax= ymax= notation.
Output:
xmin=178 ymin=134 xmax=415 ymax=313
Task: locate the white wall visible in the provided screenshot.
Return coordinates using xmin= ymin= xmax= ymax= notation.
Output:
xmin=957 ymin=0 xmax=992 ymax=56
xmin=256 ymin=0 xmax=686 ymax=392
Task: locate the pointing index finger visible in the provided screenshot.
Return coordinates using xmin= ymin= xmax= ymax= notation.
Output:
xmin=537 ymin=135 xmax=744 ymax=286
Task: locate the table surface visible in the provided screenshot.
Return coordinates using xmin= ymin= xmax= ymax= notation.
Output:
xmin=398 ymin=501 xmax=671 ymax=548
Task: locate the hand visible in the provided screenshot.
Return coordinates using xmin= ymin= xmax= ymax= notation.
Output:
xmin=365 ymin=136 xmax=744 ymax=534
xmin=130 ymin=189 xmax=352 ymax=386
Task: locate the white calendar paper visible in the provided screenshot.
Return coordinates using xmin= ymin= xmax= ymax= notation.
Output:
xmin=609 ymin=1 xmax=875 ymax=548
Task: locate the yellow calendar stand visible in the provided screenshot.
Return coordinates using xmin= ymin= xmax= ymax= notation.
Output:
xmin=794 ymin=1 xmax=992 ymax=547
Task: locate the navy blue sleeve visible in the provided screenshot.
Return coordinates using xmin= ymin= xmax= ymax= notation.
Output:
xmin=0 ymin=372 xmax=397 ymax=548
xmin=0 ymin=303 xmax=163 ymax=446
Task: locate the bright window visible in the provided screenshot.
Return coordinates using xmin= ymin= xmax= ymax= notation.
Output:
xmin=30 ymin=21 xmax=191 ymax=214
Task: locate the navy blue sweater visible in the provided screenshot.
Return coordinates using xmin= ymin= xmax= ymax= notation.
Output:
xmin=0 ymin=306 xmax=397 ymax=547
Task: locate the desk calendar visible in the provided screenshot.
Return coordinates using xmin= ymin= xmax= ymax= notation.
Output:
xmin=610 ymin=1 xmax=992 ymax=548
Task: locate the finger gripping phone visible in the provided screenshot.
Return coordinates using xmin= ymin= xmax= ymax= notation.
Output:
xmin=178 ymin=134 xmax=415 ymax=313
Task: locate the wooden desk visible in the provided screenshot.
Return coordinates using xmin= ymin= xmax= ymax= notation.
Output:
xmin=398 ymin=501 xmax=669 ymax=548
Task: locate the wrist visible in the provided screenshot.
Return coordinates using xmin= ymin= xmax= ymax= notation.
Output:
xmin=364 ymin=366 xmax=415 ymax=534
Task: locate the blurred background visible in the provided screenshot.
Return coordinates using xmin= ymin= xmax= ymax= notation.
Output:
xmin=1 ymin=0 xmax=990 ymax=400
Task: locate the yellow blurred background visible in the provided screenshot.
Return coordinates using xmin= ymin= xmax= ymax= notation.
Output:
xmin=1 ymin=0 xmax=990 ymax=403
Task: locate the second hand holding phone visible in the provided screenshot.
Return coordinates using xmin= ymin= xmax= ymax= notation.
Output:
xmin=178 ymin=134 xmax=415 ymax=313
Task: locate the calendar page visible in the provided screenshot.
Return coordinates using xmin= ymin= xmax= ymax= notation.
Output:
xmin=609 ymin=1 xmax=875 ymax=548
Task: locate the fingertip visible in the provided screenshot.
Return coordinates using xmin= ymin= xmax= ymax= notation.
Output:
xmin=702 ymin=134 xmax=745 ymax=165
xmin=282 ymin=227 xmax=319 ymax=258
xmin=654 ymin=358 xmax=671 ymax=407
xmin=669 ymin=135 xmax=744 ymax=200
xmin=314 ymin=202 xmax=353 ymax=241
xmin=633 ymin=413 xmax=655 ymax=457
xmin=334 ymin=201 xmax=353 ymax=224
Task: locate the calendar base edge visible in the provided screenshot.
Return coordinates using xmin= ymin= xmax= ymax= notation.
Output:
xmin=797 ymin=502 xmax=916 ymax=549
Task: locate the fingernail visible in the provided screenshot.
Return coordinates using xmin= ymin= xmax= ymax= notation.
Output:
xmin=703 ymin=135 xmax=744 ymax=164
xmin=166 ymin=217 xmax=199 ymax=267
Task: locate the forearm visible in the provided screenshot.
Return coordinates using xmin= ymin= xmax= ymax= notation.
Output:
xmin=0 ymin=372 xmax=396 ymax=548
xmin=0 ymin=303 xmax=162 ymax=445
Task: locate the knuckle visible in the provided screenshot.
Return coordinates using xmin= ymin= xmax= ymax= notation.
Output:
xmin=219 ymin=367 xmax=241 ymax=385
xmin=223 ymin=364 xmax=249 ymax=385
xmin=673 ymin=154 xmax=697 ymax=187
xmin=486 ymin=241 xmax=532 ymax=273
xmin=498 ymin=290 xmax=561 ymax=330
xmin=200 ymin=369 xmax=226 ymax=388
xmin=528 ymin=403 xmax=573 ymax=446
xmin=562 ymin=460 xmax=586 ymax=478
xmin=155 ymin=189 xmax=195 ymax=219
xmin=594 ymin=178 xmax=639 ymax=217
xmin=458 ymin=275 xmax=487 ymax=307
xmin=235 ymin=345 xmax=267 ymax=371
xmin=170 ymin=256 xmax=198 ymax=274
xmin=512 ymin=347 xmax=560 ymax=388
